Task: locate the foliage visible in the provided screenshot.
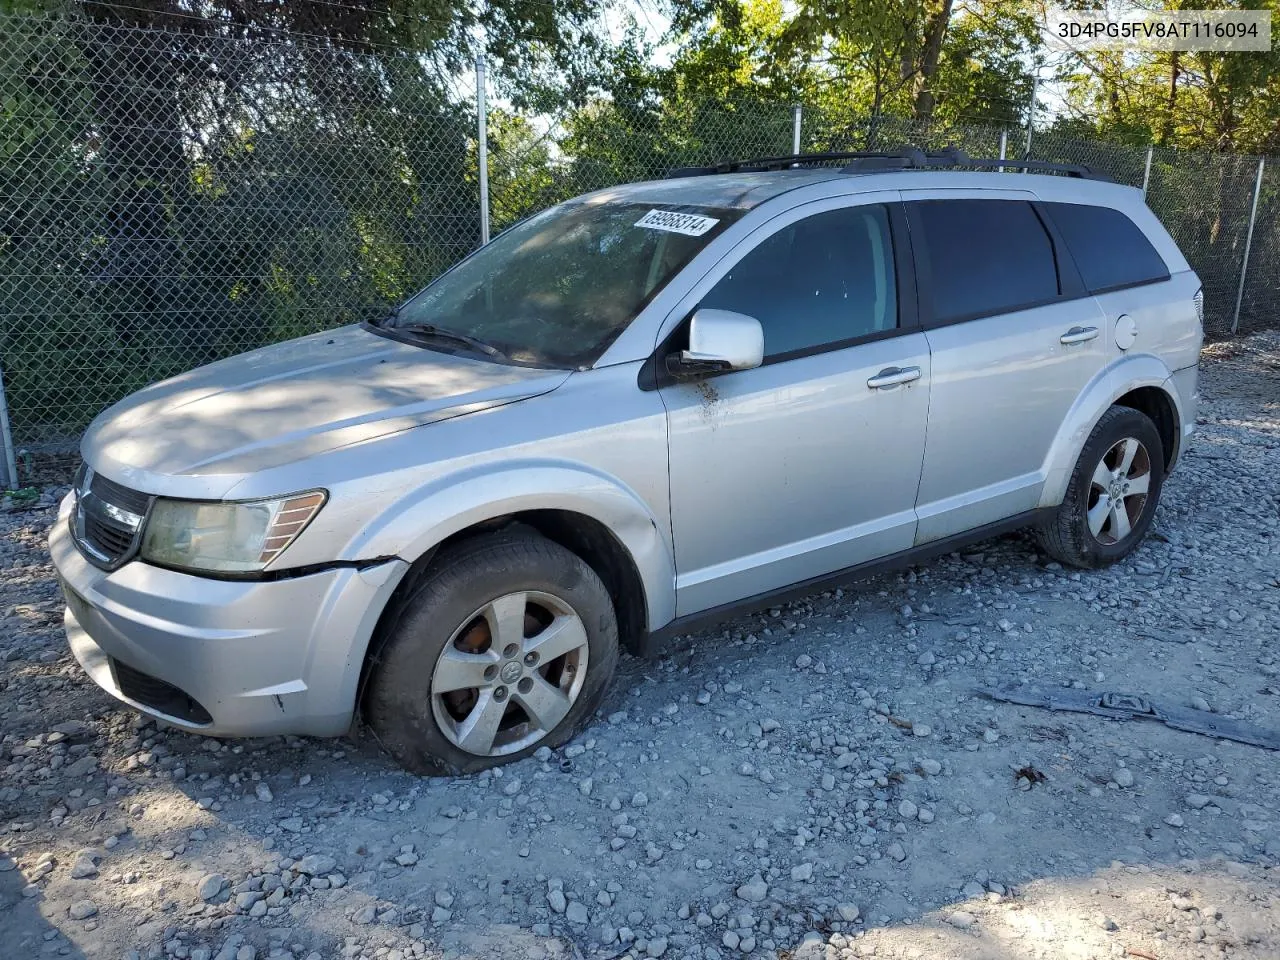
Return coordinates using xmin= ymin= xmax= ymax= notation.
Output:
xmin=0 ymin=485 xmax=41 ymax=506
xmin=646 ymin=0 xmax=1040 ymax=126
xmin=1047 ymin=1 xmax=1280 ymax=155
xmin=0 ymin=0 xmax=615 ymax=443
xmin=0 ymin=13 xmax=472 ymax=441
xmin=1 ymin=0 xmax=1278 ymax=454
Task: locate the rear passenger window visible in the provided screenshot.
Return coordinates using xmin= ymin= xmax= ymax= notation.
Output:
xmin=912 ymin=200 xmax=1059 ymax=324
xmin=699 ymin=205 xmax=897 ymax=359
xmin=1043 ymin=202 xmax=1170 ymax=293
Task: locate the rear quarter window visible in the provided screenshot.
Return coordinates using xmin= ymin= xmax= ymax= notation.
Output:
xmin=1042 ymin=202 xmax=1170 ymax=294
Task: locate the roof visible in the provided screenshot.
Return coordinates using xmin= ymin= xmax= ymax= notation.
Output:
xmin=572 ymin=149 xmax=1132 ymax=213
xmin=576 ymin=170 xmax=848 ymax=211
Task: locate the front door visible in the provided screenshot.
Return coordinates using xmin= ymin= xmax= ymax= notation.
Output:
xmin=658 ymin=198 xmax=932 ymax=616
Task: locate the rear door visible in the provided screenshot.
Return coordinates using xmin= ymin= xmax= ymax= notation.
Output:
xmin=904 ymin=192 xmax=1108 ymax=543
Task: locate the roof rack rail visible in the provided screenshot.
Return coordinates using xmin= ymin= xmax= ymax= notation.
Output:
xmin=667 ymin=147 xmax=1111 ymax=182
xmin=667 ymin=150 xmax=930 ymax=177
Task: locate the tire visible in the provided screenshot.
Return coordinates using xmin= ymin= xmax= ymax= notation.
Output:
xmin=1036 ymin=405 xmax=1165 ymax=569
xmin=364 ymin=530 xmax=619 ymax=775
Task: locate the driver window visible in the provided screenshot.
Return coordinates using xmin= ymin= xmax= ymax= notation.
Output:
xmin=698 ymin=205 xmax=897 ymax=360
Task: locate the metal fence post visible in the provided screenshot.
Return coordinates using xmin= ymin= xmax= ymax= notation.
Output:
xmin=475 ymin=56 xmax=490 ymax=246
xmin=998 ymin=129 xmax=1007 ymax=167
xmin=1023 ymin=77 xmax=1038 ymax=168
xmin=1232 ymin=157 xmax=1265 ymax=335
xmin=792 ymin=104 xmax=803 ymax=155
xmin=1141 ymin=146 xmax=1153 ymax=196
xmin=0 ymin=360 xmax=18 ymax=490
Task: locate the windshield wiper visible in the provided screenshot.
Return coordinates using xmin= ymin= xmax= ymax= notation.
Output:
xmin=390 ymin=322 xmax=508 ymax=360
xmin=368 ymin=305 xmax=401 ymax=329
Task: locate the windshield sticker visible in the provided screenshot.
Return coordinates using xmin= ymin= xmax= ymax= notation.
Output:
xmin=634 ymin=209 xmax=720 ymax=237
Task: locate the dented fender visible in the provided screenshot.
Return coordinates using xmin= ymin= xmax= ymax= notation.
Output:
xmin=339 ymin=459 xmax=677 ymax=632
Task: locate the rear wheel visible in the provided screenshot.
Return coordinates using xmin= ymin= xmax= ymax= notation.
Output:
xmin=1037 ymin=405 xmax=1165 ymax=569
xmin=365 ymin=531 xmax=619 ymax=775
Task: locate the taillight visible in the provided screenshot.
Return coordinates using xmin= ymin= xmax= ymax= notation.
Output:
xmin=1193 ymin=288 xmax=1204 ymax=326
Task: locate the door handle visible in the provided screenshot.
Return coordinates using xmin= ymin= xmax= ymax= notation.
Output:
xmin=1060 ymin=325 xmax=1099 ymax=345
xmin=867 ymin=366 xmax=922 ymax=389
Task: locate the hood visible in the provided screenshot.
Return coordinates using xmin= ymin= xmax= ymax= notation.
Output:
xmin=83 ymin=324 xmax=569 ymax=490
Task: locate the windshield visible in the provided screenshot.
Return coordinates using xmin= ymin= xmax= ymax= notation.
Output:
xmin=382 ymin=198 xmax=743 ymax=368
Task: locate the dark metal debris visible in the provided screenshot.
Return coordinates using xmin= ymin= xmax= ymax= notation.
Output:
xmin=977 ymin=687 xmax=1280 ymax=751
xmin=1013 ymin=765 xmax=1048 ymax=788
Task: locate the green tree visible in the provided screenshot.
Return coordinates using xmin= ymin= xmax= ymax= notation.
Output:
xmin=0 ymin=0 xmax=620 ymax=444
xmin=659 ymin=0 xmax=1038 ymax=124
xmin=1051 ymin=1 xmax=1280 ymax=154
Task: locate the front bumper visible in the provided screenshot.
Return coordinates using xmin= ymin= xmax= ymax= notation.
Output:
xmin=50 ymin=496 xmax=407 ymax=737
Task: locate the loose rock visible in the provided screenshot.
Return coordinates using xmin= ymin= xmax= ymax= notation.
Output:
xmin=736 ymin=874 xmax=769 ymax=903
xmin=68 ymin=900 xmax=98 ymax=920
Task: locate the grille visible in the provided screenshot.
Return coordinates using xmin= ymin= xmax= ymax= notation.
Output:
xmin=110 ymin=659 xmax=213 ymax=726
xmin=82 ymin=512 xmax=135 ymax=557
xmin=90 ymin=473 xmax=152 ymax=516
xmin=71 ymin=466 xmax=152 ymax=568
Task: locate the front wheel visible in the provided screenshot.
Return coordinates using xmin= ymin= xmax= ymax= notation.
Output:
xmin=1037 ymin=405 xmax=1166 ymax=569
xmin=364 ymin=531 xmax=619 ymax=775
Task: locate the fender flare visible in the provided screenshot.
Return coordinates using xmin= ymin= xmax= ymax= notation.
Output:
xmin=341 ymin=458 xmax=676 ymax=633
xmin=1038 ymin=354 xmax=1181 ymax=509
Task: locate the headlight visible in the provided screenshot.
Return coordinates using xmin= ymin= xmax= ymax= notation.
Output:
xmin=140 ymin=491 xmax=326 ymax=573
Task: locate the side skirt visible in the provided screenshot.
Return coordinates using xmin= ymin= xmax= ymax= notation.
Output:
xmin=641 ymin=508 xmax=1054 ymax=656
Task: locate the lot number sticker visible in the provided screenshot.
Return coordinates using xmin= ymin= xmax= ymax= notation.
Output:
xmin=635 ymin=209 xmax=720 ymax=237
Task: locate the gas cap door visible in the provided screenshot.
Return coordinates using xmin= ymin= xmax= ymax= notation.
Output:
xmin=1114 ymin=314 xmax=1138 ymax=350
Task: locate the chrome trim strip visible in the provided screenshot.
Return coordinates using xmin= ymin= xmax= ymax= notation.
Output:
xmin=99 ymin=500 xmax=143 ymax=531
xmin=69 ymin=464 xmax=152 ymax=570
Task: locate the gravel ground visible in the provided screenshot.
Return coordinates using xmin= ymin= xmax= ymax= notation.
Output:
xmin=2 ymin=332 xmax=1278 ymax=960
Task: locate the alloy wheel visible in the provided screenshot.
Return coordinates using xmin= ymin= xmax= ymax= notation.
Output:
xmin=430 ymin=591 xmax=589 ymax=757
xmin=1086 ymin=437 xmax=1152 ymax=545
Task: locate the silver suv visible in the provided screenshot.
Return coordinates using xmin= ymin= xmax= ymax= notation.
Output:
xmin=51 ymin=150 xmax=1203 ymax=774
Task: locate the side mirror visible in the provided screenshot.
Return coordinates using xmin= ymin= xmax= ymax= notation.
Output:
xmin=665 ymin=309 xmax=764 ymax=379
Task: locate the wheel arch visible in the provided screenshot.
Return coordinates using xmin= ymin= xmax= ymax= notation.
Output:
xmin=348 ymin=463 xmax=674 ymax=700
xmin=1039 ymin=356 xmax=1182 ymax=509
xmin=382 ymin=509 xmax=650 ymax=660
xmin=1112 ymin=385 xmax=1181 ymax=471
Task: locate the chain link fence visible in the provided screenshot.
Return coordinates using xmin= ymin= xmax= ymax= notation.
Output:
xmin=0 ymin=10 xmax=480 ymax=482
xmin=485 ymin=97 xmax=802 ymax=233
xmin=1 ymin=10 xmax=1277 ymax=485
xmin=1239 ymin=161 xmax=1280 ymax=331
